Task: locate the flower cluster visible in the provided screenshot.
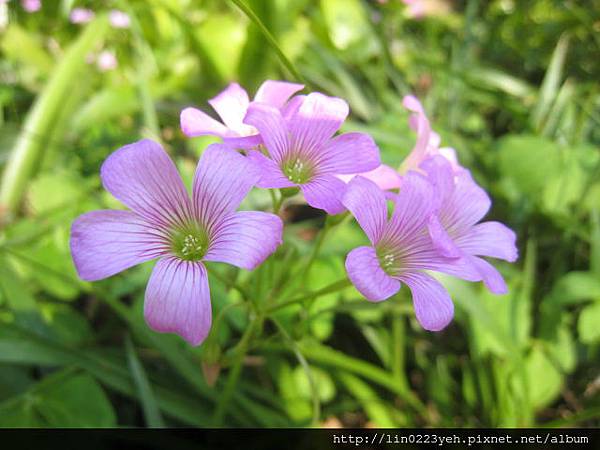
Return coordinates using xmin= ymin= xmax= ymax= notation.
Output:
xmin=71 ymin=80 xmax=517 ymax=344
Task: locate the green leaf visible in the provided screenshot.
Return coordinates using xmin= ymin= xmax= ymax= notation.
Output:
xmin=293 ymin=365 xmax=335 ymax=403
xmin=338 ymin=372 xmax=396 ymax=427
xmin=320 ymin=0 xmax=370 ymax=50
xmin=37 ymin=373 xmax=116 ymax=427
xmin=125 ymin=337 xmax=165 ymax=427
xmin=551 ymin=271 xmax=600 ymax=304
xmin=497 ymin=134 xmax=561 ymax=200
xmin=524 ymin=348 xmax=563 ymax=410
xmin=578 ymin=302 xmax=600 ymax=344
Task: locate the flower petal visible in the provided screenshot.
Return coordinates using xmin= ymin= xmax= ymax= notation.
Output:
xmin=205 ymin=211 xmax=283 ymax=270
xmin=428 ymin=214 xmax=461 ymax=258
xmin=100 ymin=139 xmax=192 ymax=229
xmin=301 ymin=174 xmax=346 ymax=214
xmin=420 ymin=155 xmax=454 ymax=208
xmin=222 ymin=134 xmax=263 ymax=150
xmin=345 ymin=246 xmax=401 ymax=301
xmin=144 ymin=257 xmax=212 ymax=346
xmin=244 ymin=102 xmax=291 ymax=163
xmin=443 ymin=171 xmax=491 ymax=231
xmin=400 ymin=271 xmax=454 ymax=331
xmin=318 ymin=132 xmax=380 ymax=175
xmin=180 ymin=107 xmax=229 ymax=138
xmin=469 ymin=256 xmax=508 ymax=294
xmin=400 ymin=95 xmax=433 ymax=172
xmin=342 ymin=176 xmax=387 ymax=245
xmin=287 ymin=93 xmax=349 ymax=153
xmin=338 ymin=165 xmax=402 ymax=191
xmin=246 ymin=150 xmax=295 ymax=188
xmin=385 ymin=171 xmax=435 ymax=241
xmin=192 ymin=144 xmax=260 ymax=228
xmin=70 ymin=210 xmax=166 ymax=281
xmin=254 ymin=80 xmax=304 ymax=108
xmin=208 ymin=82 xmax=250 ymax=132
xmin=455 ymin=221 xmax=518 ymax=262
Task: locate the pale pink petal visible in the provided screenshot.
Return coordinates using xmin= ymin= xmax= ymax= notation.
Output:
xmin=345 ymin=246 xmax=401 ymax=301
xmin=144 ymin=257 xmax=211 ymax=346
xmin=70 ymin=210 xmax=167 ymax=281
xmin=254 ymin=80 xmax=304 ymax=108
xmin=180 ymin=107 xmax=230 ymax=138
xmin=338 ymin=165 xmax=402 ymax=191
xmin=208 ymin=83 xmax=250 ymax=132
xmin=205 ymin=211 xmax=283 ymax=270
xmin=100 ymin=139 xmax=192 ymax=229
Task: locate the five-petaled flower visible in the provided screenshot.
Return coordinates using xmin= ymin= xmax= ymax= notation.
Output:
xmin=180 ymin=80 xmax=304 ymax=149
xmin=342 ymin=174 xmax=482 ymax=331
xmin=421 ymin=155 xmax=518 ymax=294
xmin=244 ymin=93 xmax=381 ymax=214
xmin=70 ymin=139 xmax=283 ymax=345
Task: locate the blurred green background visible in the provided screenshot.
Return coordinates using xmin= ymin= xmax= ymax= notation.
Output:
xmin=0 ymin=0 xmax=599 ymax=428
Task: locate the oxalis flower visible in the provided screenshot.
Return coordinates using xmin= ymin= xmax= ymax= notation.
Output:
xmin=244 ymin=92 xmax=381 ymax=214
xmin=180 ymin=80 xmax=304 ymax=149
xmin=70 ymin=139 xmax=282 ymax=345
xmin=342 ymin=173 xmax=480 ymax=331
xmin=400 ymin=95 xmax=461 ymax=174
xmin=421 ymin=155 xmax=518 ymax=294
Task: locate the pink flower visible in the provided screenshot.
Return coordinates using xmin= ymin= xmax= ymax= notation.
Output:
xmin=21 ymin=0 xmax=40 ymax=13
xmin=70 ymin=140 xmax=282 ymax=345
xmin=244 ymin=93 xmax=381 ymax=214
xmin=96 ymin=50 xmax=117 ymax=72
xmin=69 ymin=7 xmax=95 ymax=24
xmin=109 ymin=9 xmax=130 ymax=28
xmin=400 ymin=95 xmax=462 ymax=174
xmin=180 ymin=80 xmax=304 ymax=149
xmin=342 ymin=174 xmax=479 ymax=331
xmin=337 ymin=165 xmax=402 ymax=191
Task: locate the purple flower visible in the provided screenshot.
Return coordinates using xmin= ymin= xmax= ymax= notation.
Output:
xmin=70 ymin=139 xmax=282 ymax=345
xmin=109 ymin=9 xmax=130 ymax=28
xmin=342 ymin=173 xmax=480 ymax=331
xmin=244 ymin=93 xmax=381 ymax=214
xmin=180 ymin=80 xmax=304 ymax=149
xmin=421 ymin=155 xmax=518 ymax=294
xmin=400 ymin=95 xmax=461 ymax=174
xmin=70 ymin=7 xmax=95 ymax=24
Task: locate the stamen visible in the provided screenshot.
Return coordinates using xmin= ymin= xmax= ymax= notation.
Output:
xmin=282 ymin=157 xmax=313 ymax=184
xmin=170 ymin=225 xmax=209 ymax=261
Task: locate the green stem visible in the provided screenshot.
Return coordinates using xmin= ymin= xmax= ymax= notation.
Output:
xmin=299 ymin=219 xmax=332 ymax=284
xmin=212 ymin=315 xmax=262 ymax=426
xmin=229 ymin=0 xmax=304 ymax=83
xmin=266 ymin=278 xmax=351 ymax=313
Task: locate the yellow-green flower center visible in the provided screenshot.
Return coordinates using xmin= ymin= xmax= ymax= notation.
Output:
xmin=171 ymin=225 xmax=209 ymax=261
xmin=282 ymin=157 xmax=314 ymax=184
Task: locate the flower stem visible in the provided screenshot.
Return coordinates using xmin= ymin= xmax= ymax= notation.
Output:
xmin=266 ymin=278 xmax=351 ymax=313
xmin=212 ymin=314 xmax=262 ymax=426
